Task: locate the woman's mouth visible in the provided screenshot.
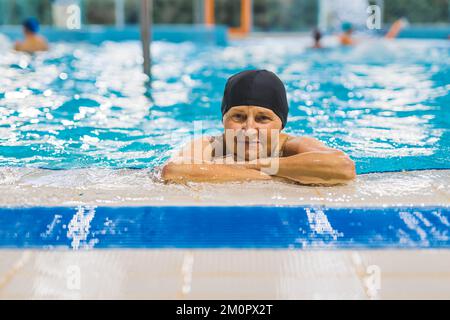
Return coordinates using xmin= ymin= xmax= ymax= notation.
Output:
xmin=237 ymin=138 xmax=260 ymax=144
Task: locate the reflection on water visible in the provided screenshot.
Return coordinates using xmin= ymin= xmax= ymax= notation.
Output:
xmin=0 ymin=38 xmax=449 ymax=173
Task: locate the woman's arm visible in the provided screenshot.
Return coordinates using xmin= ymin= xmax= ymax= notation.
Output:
xmin=162 ymin=138 xmax=271 ymax=183
xmin=253 ymin=137 xmax=356 ymax=185
xmin=272 ymin=150 xmax=355 ymax=185
xmin=162 ymin=163 xmax=271 ymax=183
xmin=162 ymin=136 xmax=356 ymax=185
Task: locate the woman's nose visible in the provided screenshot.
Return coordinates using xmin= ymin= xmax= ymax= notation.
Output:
xmin=242 ymin=116 xmax=257 ymax=130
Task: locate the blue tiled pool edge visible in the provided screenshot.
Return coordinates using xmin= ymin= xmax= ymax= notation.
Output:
xmin=1 ymin=205 xmax=449 ymax=250
xmin=397 ymin=26 xmax=450 ymax=39
xmin=1 ymin=25 xmax=449 ymax=46
xmin=0 ymin=25 xmax=228 ymax=45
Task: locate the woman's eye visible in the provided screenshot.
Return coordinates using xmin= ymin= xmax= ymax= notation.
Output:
xmin=232 ymin=114 xmax=245 ymax=121
xmin=257 ymin=115 xmax=271 ymax=122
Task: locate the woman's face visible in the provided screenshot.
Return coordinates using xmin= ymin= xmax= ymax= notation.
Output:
xmin=223 ymin=106 xmax=283 ymax=161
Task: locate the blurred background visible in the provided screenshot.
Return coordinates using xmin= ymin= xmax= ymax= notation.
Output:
xmin=0 ymin=0 xmax=449 ymax=31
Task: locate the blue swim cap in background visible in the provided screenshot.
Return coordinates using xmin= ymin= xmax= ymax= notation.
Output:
xmin=23 ymin=17 xmax=40 ymax=33
xmin=342 ymin=22 xmax=353 ymax=32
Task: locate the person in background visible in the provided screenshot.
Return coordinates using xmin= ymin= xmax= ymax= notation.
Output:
xmin=312 ymin=28 xmax=323 ymax=49
xmin=339 ymin=18 xmax=408 ymax=46
xmin=385 ymin=18 xmax=408 ymax=39
xmin=14 ymin=17 xmax=48 ymax=53
xmin=339 ymin=22 xmax=355 ymax=46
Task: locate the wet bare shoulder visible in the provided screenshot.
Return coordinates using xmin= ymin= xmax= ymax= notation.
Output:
xmin=171 ymin=137 xmax=214 ymax=163
xmin=282 ymin=136 xmax=332 ymax=156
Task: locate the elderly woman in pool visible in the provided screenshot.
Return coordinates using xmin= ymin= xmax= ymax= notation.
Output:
xmin=163 ymin=70 xmax=356 ymax=185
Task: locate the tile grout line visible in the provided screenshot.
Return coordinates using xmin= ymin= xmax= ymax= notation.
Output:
xmin=0 ymin=251 xmax=33 ymax=292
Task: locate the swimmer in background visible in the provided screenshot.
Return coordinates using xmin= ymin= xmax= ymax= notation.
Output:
xmin=312 ymin=28 xmax=323 ymax=49
xmin=163 ymin=70 xmax=356 ymax=186
xmin=339 ymin=22 xmax=356 ymax=46
xmin=385 ymin=18 xmax=409 ymax=39
xmin=14 ymin=17 xmax=49 ymax=53
xmin=339 ymin=18 xmax=408 ymax=46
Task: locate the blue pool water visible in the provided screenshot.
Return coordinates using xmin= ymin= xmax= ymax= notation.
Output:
xmin=0 ymin=206 xmax=448 ymax=249
xmin=0 ymin=37 xmax=449 ymax=174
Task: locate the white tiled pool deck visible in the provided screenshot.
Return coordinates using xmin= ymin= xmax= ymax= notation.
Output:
xmin=0 ymin=168 xmax=449 ymax=300
xmin=1 ymin=250 xmax=449 ymax=300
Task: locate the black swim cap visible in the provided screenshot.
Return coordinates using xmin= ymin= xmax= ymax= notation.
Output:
xmin=221 ymin=70 xmax=289 ymax=128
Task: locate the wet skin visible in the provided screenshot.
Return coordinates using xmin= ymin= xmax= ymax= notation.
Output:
xmin=14 ymin=28 xmax=48 ymax=53
xmin=163 ymin=106 xmax=356 ymax=185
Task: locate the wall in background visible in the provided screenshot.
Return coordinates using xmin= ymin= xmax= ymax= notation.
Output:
xmin=0 ymin=0 xmax=448 ymax=30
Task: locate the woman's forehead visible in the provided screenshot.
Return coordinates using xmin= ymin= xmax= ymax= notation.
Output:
xmin=228 ymin=106 xmax=276 ymax=114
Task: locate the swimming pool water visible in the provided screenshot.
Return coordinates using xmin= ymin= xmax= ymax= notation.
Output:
xmin=0 ymin=37 xmax=449 ymax=174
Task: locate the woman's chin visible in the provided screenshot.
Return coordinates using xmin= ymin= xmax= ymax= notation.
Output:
xmin=236 ymin=152 xmax=260 ymax=162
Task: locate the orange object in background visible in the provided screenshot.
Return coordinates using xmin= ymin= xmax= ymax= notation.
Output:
xmin=204 ymin=0 xmax=252 ymax=37
xmin=229 ymin=0 xmax=252 ymax=37
xmin=339 ymin=33 xmax=355 ymax=46
xmin=385 ymin=19 xmax=406 ymax=39
xmin=204 ymin=0 xmax=215 ymax=26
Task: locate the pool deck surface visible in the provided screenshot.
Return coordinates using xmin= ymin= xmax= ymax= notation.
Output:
xmin=0 ymin=168 xmax=448 ymax=207
xmin=0 ymin=168 xmax=449 ymax=299
xmin=1 ymin=249 xmax=449 ymax=300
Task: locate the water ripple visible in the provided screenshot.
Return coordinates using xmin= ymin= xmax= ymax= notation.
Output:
xmin=0 ymin=37 xmax=448 ymax=173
